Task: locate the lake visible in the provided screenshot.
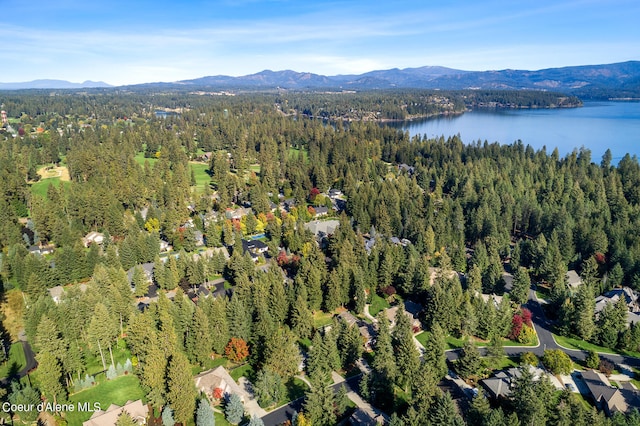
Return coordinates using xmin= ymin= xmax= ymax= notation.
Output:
xmin=389 ymin=101 xmax=640 ymax=162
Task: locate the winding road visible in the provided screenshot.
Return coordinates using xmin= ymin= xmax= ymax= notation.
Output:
xmin=446 ymin=288 xmax=640 ymax=370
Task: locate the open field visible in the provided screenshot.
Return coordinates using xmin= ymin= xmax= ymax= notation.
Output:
xmin=190 ymin=162 xmax=211 ymax=194
xmin=0 ymin=342 xmax=27 ymax=378
xmin=67 ymin=375 xmax=146 ymax=425
xmin=37 ymin=165 xmax=70 ymax=181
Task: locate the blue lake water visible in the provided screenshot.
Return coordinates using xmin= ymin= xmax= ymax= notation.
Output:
xmin=390 ymin=101 xmax=640 ymax=162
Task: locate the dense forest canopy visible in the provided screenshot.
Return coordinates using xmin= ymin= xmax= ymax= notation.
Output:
xmin=0 ymin=89 xmax=639 ymax=425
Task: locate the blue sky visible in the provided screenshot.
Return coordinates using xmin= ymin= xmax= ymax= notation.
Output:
xmin=1 ymin=0 xmax=638 ymax=85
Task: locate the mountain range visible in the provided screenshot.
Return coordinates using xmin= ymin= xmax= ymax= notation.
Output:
xmin=0 ymin=79 xmax=112 ymax=90
xmin=2 ymin=61 xmax=640 ymax=97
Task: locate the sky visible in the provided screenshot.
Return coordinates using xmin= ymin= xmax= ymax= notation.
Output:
xmin=1 ymin=0 xmax=639 ymax=86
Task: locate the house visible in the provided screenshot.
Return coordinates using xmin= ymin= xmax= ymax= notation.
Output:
xmin=480 ymin=366 xmax=547 ymax=400
xmin=595 ymin=287 xmax=640 ymax=324
xmin=582 ymin=369 xmax=640 ymax=415
xmin=194 ymin=366 xmax=248 ymax=403
xmin=83 ymin=399 xmax=148 ymax=426
xmin=225 ymin=207 xmax=252 ymax=220
xmin=313 ymin=206 xmax=329 ymax=217
xmin=48 ymin=286 xmax=65 ymax=304
xmin=349 ymin=408 xmax=386 ymax=426
xmin=82 ymin=231 xmax=105 ymax=247
xmin=397 ymin=163 xmax=415 ymax=174
xmin=241 ymin=239 xmax=269 ymax=261
xmin=338 ymin=311 xmax=358 ymax=327
xmin=566 ymin=270 xmax=582 ymax=289
xmin=304 ymin=219 xmax=340 ymax=237
xmin=385 ymin=305 xmax=421 ymax=330
xmin=337 ymin=311 xmax=374 ymax=350
xmin=328 ymin=188 xmax=343 ymax=199
xmin=194 ymin=230 xmax=205 ymax=247
xmin=127 ymin=263 xmax=155 ymax=287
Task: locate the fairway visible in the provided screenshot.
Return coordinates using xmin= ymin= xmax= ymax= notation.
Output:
xmin=30 ymin=177 xmax=71 ymax=199
xmin=190 ymin=162 xmax=212 ymax=194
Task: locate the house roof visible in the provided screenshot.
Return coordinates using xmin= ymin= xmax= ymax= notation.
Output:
xmin=566 ymin=270 xmax=582 ymax=288
xmin=481 ymin=376 xmax=511 ymax=399
xmin=349 ymin=408 xmax=385 ymax=426
xmin=338 ymin=310 xmax=358 ymax=327
xmin=83 ymin=399 xmax=148 ymax=426
xmin=304 ymin=219 xmax=340 ymax=236
xmin=194 ymin=366 xmax=247 ymax=401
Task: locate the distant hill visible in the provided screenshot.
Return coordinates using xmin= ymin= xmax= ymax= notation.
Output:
xmin=3 ymin=61 xmax=640 ymax=97
xmin=176 ymin=61 xmax=640 ymax=97
xmin=0 ymin=79 xmax=112 ymax=90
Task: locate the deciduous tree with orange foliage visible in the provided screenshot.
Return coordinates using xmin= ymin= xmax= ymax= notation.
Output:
xmin=225 ymin=337 xmax=249 ymax=363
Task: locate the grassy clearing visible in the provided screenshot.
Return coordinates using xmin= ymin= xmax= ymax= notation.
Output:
xmin=288 ymin=147 xmax=309 ymax=163
xmin=230 ymin=363 xmax=253 ymax=381
xmin=487 ymin=356 xmax=519 ymax=371
xmin=67 ymin=375 xmax=146 ymax=425
xmin=0 ymin=342 xmax=27 ymax=378
xmin=553 ymin=334 xmax=640 ymax=358
xmin=0 ymin=289 xmax=25 ymax=340
xmin=30 ymin=177 xmax=71 ymax=199
xmin=83 ymin=341 xmax=132 ymax=378
xmin=190 ymin=162 xmax=212 ymax=194
xmin=314 ymin=311 xmax=334 ymax=329
xmin=368 ymin=294 xmax=390 ymax=317
xmin=133 ymin=151 xmax=159 ymax=167
xmin=214 ymin=412 xmax=232 ymax=426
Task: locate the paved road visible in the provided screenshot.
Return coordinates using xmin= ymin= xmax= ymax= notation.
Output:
xmin=445 ymin=287 xmax=640 ymax=370
xmin=261 ymin=375 xmax=361 ymax=426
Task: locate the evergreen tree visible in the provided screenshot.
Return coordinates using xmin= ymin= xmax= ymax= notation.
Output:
xmin=423 ymin=322 xmax=448 ymax=380
xmin=303 ymin=382 xmax=336 ymax=426
xmin=392 ymin=306 xmax=420 ymax=391
xmin=291 ymin=293 xmax=314 ymax=340
xmin=511 ymin=267 xmax=531 ymax=305
xmin=196 ymin=398 xmax=216 ymax=426
xmin=162 ymin=406 xmax=175 ymax=426
xmin=36 ymin=351 xmax=66 ymax=407
xmin=225 ymin=393 xmax=244 ymax=425
xmin=248 ymin=414 xmax=265 ymax=426
xmin=186 ymin=306 xmax=213 ymax=366
xmin=166 ymin=351 xmax=198 ymax=425
xmin=456 ymin=339 xmax=482 ymax=380
xmin=428 ymin=391 xmax=465 ymax=426
xmin=254 ymin=368 xmax=286 ymax=408
xmin=116 ymin=411 xmax=138 ymax=426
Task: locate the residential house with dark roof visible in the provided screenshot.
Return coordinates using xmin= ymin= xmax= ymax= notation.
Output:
xmin=582 ymin=369 xmax=640 ymax=415
xmin=241 ymin=239 xmax=268 ymax=261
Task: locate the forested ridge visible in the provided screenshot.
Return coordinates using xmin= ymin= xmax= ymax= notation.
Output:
xmin=0 ymin=91 xmax=639 ymax=425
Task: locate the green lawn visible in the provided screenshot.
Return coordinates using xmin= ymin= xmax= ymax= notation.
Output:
xmin=230 ymin=363 xmax=253 ymax=381
xmin=553 ymin=334 xmax=640 ymax=358
xmin=288 ymin=147 xmax=309 ymax=163
xmin=190 ymin=162 xmax=212 ymax=194
xmin=133 ymin=151 xmax=159 ymax=166
xmin=84 ymin=341 xmax=133 ymax=378
xmin=30 ymin=177 xmax=71 ymax=199
xmin=214 ymin=411 xmax=232 ymax=426
xmin=313 ymin=311 xmax=335 ymax=329
xmin=67 ymin=375 xmax=146 ymax=425
xmin=487 ymin=356 xmax=519 ymax=371
xmin=415 ymin=332 xmax=537 ymax=350
xmin=368 ymin=294 xmax=390 ymax=317
xmin=415 ymin=331 xmax=429 ymax=347
xmin=0 ymin=342 xmax=27 ymax=378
